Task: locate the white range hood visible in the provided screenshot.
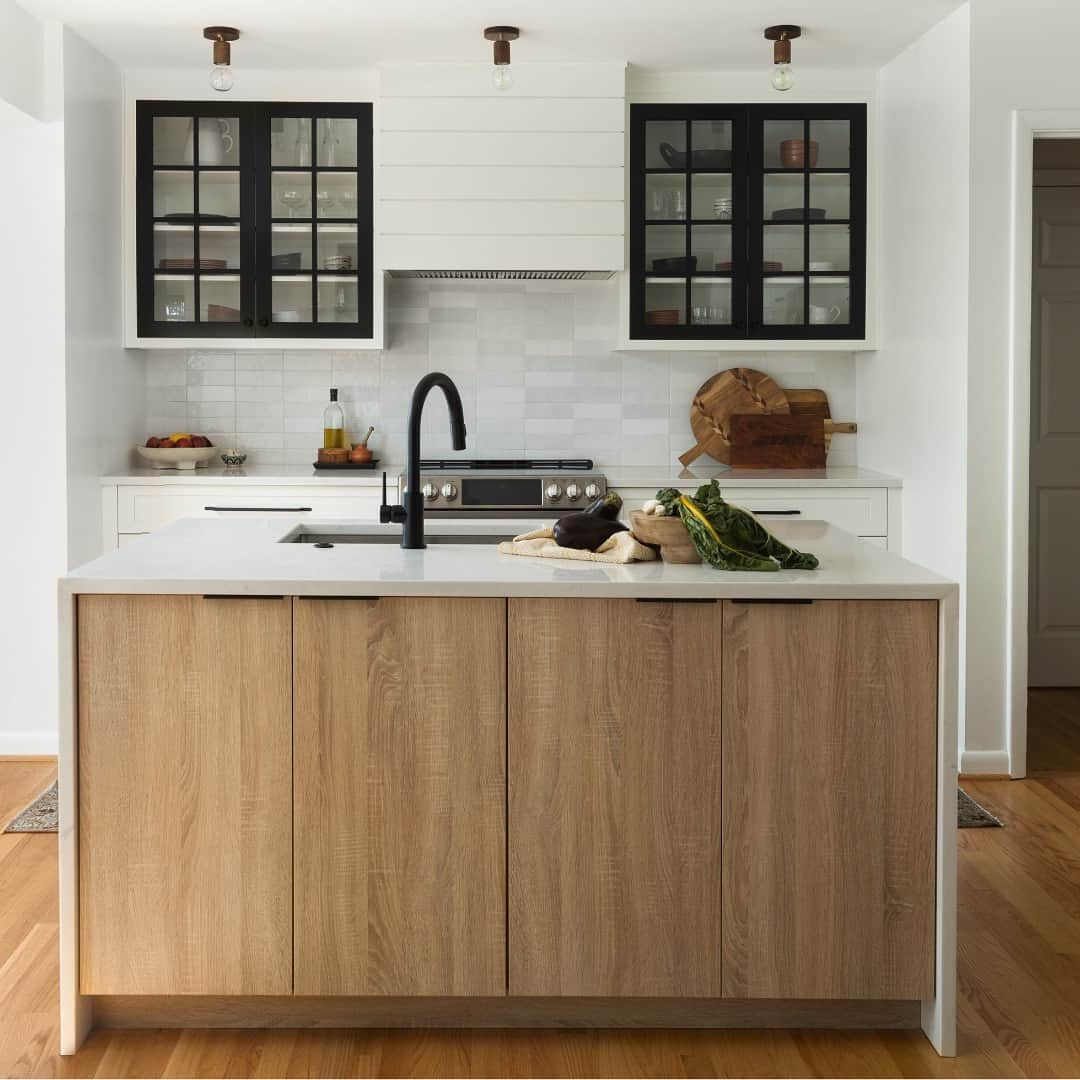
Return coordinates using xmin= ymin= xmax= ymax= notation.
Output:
xmin=377 ymin=63 xmax=626 ymax=278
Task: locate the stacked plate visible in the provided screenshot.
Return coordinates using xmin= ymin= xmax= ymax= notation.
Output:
xmin=713 ymin=197 xmax=733 ymax=220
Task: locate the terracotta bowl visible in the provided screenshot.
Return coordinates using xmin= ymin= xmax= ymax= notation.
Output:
xmin=630 ymin=511 xmax=701 ymax=564
xmin=780 ymin=138 xmax=819 ymax=169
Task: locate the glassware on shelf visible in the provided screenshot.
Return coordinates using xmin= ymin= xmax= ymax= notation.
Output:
xmin=280 ymin=189 xmax=309 ymax=218
xmin=294 ymin=119 xmax=312 ymax=167
xmin=316 ymin=190 xmax=336 ymax=216
xmin=320 ymin=120 xmax=341 ymax=167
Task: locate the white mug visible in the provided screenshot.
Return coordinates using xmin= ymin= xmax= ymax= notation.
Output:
xmin=185 ymin=117 xmax=234 ymax=166
xmin=809 ymin=304 xmax=842 ymax=325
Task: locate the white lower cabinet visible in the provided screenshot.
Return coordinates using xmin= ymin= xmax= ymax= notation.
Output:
xmin=618 ymin=485 xmax=893 ymax=548
xmin=104 ymin=480 xmax=894 ymax=550
xmin=106 ymin=484 xmax=382 ymax=550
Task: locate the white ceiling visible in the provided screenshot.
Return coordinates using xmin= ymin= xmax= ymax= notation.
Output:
xmin=19 ymin=0 xmax=965 ymax=72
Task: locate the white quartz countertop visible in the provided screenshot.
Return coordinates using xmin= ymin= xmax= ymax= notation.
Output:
xmin=101 ymin=463 xmax=900 ymax=489
xmin=62 ymin=517 xmax=950 ymax=600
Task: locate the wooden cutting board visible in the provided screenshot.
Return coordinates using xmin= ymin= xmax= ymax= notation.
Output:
xmin=679 ymin=368 xmax=790 ymax=466
xmin=728 ymin=414 xmax=827 ymax=469
xmin=785 ymin=388 xmax=857 ymax=451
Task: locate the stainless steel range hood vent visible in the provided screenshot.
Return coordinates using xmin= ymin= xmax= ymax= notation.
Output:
xmin=388 ymin=269 xmax=614 ymax=281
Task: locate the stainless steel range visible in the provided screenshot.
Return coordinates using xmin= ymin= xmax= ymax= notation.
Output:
xmin=398 ymin=459 xmax=607 ymax=517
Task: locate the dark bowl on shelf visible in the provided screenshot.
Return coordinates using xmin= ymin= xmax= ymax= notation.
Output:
xmin=771 ymin=207 xmax=827 ymax=222
xmin=271 ymin=251 xmax=303 ymax=269
xmin=651 ymin=256 xmax=698 ymax=275
xmin=658 ymin=143 xmax=733 ymax=170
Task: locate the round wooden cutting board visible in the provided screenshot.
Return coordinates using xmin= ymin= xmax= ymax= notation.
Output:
xmin=679 ymin=368 xmax=790 ymax=466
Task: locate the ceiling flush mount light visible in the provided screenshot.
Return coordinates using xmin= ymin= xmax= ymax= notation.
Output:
xmin=204 ymin=26 xmax=240 ymax=93
xmin=764 ymin=24 xmax=801 ymax=92
xmin=484 ymin=26 xmax=520 ymax=91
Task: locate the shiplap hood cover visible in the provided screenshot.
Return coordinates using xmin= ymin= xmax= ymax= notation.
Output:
xmin=378 ymin=63 xmax=625 ymax=277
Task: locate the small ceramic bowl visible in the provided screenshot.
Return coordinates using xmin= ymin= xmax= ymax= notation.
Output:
xmin=220 ymin=449 xmax=247 ymax=467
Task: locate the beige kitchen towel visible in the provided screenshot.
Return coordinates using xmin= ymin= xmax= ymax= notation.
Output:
xmin=498 ymin=527 xmax=658 ymax=564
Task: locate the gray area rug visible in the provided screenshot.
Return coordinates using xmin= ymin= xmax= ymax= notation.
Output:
xmin=2 ymin=781 xmax=1003 ymax=834
xmin=958 ymin=788 xmax=1003 ymax=828
xmin=4 ymin=781 xmax=58 ymax=833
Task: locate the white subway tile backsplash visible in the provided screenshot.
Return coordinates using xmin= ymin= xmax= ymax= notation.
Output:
xmin=144 ymin=279 xmax=857 ymax=469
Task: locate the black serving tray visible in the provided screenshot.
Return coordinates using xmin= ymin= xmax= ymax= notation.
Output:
xmin=312 ymin=459 xmax=380 ymax=470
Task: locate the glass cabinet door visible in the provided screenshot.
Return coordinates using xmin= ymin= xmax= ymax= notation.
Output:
xmin=255 ymin=105 xmax=372 ymax=338
xmin=631 ymin=109 xmax=744 ymax=338
xmin=750 ymin=107 xmax=865 ymax=338
xmin=629 ymin=103 xmax=865 ymax=341
xmin=138 ymin=103 xmax=255 ymax=336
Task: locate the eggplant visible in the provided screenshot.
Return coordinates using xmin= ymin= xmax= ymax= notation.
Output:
xmin=552 ymin=512 xmax=628 ymax=551
xmin=584 ymin=491 xmax=623 ymax=520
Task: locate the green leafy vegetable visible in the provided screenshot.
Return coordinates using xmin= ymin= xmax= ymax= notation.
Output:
xmin=656 ymin=481 xmax=819 ymax=572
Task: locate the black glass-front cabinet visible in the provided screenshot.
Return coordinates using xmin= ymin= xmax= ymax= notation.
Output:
xmin=136 ymin=101 xmax=373 ymax=339
xmin=629 ymin=103 xmax=866 ymax=340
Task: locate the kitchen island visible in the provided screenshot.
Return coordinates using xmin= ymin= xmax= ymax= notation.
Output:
xmin=58 ymin=518 xmax=957 ymax=1056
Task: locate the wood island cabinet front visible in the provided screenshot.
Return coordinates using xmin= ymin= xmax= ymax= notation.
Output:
xmin=77 ymin=594 xmax=293 ymax=995
xmin=292 ymin=596 xmax=506 ymax=996
xmin=721 ymin=599 xmax=937 ymax=1000
xmin=508 ymin=597 xmax=724 ymax=997
xmin=75 ymin=592 xmax=938 ymax=1010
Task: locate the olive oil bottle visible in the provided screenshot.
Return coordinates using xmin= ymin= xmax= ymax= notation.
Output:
xmin=322 ymin=387 xmax=346 ymax=449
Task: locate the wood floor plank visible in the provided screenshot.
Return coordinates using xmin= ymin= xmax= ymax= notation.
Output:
xmin=4 ymin=689 xmax=1080 ymax=1077
xmin=0 ymin=758 xmax=56 ymax=831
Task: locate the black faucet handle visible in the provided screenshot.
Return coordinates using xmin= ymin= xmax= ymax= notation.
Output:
xmin=379 ymin=471 xmax=408 ymax=524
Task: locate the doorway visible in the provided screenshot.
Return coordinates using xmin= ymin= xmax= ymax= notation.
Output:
xmin=1027 ymin=139 xmax=1080 ymax=772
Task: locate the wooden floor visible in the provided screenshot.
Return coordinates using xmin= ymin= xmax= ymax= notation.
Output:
xmin=2 ymin=694 xmax=1080 ymax=1079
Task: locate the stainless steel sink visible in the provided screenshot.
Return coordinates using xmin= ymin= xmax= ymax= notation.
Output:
xmin=285 ymin=531 xmax=515 ymax=546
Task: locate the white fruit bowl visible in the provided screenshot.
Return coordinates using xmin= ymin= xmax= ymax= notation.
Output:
xmin=136 ymin=446 xmax=218 ymax=470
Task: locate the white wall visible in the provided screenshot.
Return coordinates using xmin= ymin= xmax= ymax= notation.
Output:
xmin=0 ymin=0 xmax=45 ymax=120
xmin=964 ymin=0 xmax=1080 ymax=773
xmin=144 ymin=279 xmax=859 ymax=469
xmin=0 ymin=86 xmax=66 ymax=754
xmin=858 ymin=5 xmax=970 ymax=744
xmin=61 ymin=26 xmax=141 ymax=570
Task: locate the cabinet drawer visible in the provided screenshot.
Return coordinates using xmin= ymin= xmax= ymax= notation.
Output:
xmin=619 ymin=487 xmax=887 ymax=538
xmin=117 ymin=486 xmax=380 ymax=533
xmin=718 ymin=487 xmax=887 ymax=537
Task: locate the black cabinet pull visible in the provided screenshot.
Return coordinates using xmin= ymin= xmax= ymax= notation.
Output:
xmin=296 ymin=595 xmax=380 ymax=601
xmin=752 ymin=509 xmax=802 ymax=516
xmin=731 ymin=598 xmax=813 ymax=605
xmin=202 ymin=594 xmax=284 ymax=600
xmin=635 ymin=598 xmax=719 ymax=604
xmin=258 ymin=317 xmax=269 ymax=327
xmin=242 ymin=316 xmax=254 ymax=327
xmin=204 ymin=505 xmax=312 ymax=512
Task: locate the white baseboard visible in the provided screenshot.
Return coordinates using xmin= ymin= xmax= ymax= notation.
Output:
xmin=0 ymin=731 xmax=59 ymax=757
xmin=960 ymin=749 xmax=1011 ymax=776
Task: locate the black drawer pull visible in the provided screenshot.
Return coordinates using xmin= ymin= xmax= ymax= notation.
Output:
xmin=635 ymin=598 xmax=719 ymax=604
xmin=204 ymin=506 xmax=312 ymax=512
xmin=751 ymin=509 xmax=802 ymax=516
xmin=202 ymin=594 xmax=284 ymax=600
xmin=732 ymin=598 xmax=813 ymax=605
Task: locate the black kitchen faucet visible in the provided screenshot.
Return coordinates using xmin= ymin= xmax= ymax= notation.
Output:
xmin=380 ymin=372 xmax=467 ymax=549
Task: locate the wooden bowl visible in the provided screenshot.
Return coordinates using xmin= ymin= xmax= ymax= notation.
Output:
xmin=630 ymin=511 xmax=701 ymax=564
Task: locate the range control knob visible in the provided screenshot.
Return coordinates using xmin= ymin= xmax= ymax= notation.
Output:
xmin=545 ymin=482 xmax=563 ymax=501
xmin=566 ymin=482 xmax=582 ymax=500
xmin=440 ymin=482 xmax=458 ymax=500
xmin=421 ymin=482 xmax=438 ymax=501
xmin=584 ymin=482 xmax=601 ymax=500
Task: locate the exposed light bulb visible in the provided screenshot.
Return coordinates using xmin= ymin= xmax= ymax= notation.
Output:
xmin=771 ymin=64 xmax=794 ymax=92
xmin=492 ymin=64 xmax=513 ymax=91
xmin=209 ymin=64 xmax=234 ymax=92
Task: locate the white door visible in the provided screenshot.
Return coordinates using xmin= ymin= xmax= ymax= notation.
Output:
xmin=1029 ymin=185 xmax=1080 ymax=685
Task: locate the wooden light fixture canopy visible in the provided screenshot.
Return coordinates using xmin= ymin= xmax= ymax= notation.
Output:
xmin=203 ymin=25 xmax=240 ymax=67
xmin=764 ymin=24 xmax=801 ymax=66
xmin=484 ymin=25 xmax=520 ymax=66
